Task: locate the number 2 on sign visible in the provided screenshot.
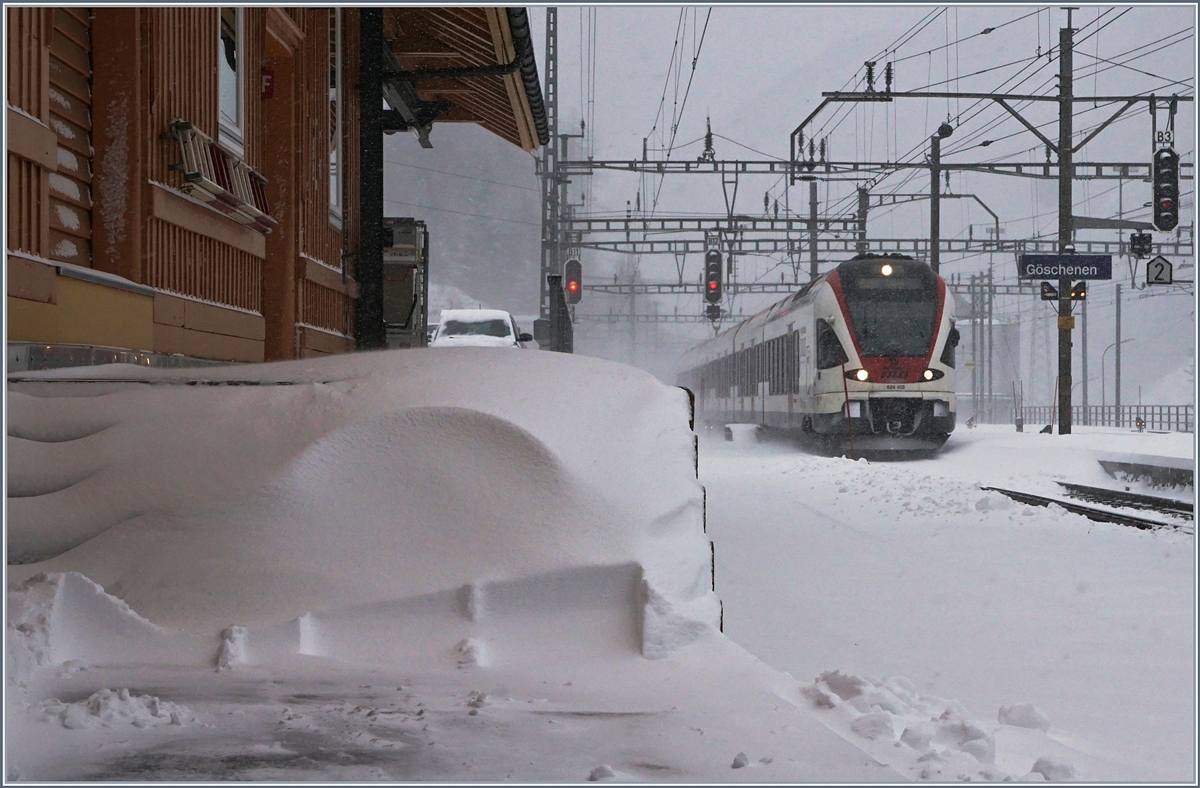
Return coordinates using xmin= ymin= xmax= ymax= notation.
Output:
xmin=1147 ymin=258 xmax=1173 ymax=285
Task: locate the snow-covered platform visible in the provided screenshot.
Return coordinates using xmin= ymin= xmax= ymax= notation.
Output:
xmin=703 ymin=423 xmax=1195 ymax=782
xmin=6 ymin=350 xmax=898 ymax=781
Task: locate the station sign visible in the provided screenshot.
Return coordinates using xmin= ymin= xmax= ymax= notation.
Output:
xmin=1018 ymin=254 xmax=1112 ymax=280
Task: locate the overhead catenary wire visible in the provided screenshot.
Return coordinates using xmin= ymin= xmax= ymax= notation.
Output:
xmin=845 ymin=20 xmax=1195 ymax=215
xmin=586 ymin=7 xmax=1193 ymax=305
xmin=1074 ymin=49 xmax=1193 ymax=90
xmin=648 ymin=8 xmax=713 ymax=215
xmin=829 ymin=9 xmax=1193 ymax=217
xmin=890 ymin=8 xmax=1042 ymax=65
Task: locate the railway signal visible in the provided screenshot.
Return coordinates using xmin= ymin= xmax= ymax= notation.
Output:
xmin=1129 ymin=231 xmax=1153 ymax=258
xmin=704 ymin=248 xmax=723 ymax=304
xmin=1069 ymin=281 xmax=1087 ymax=300
xmin=1040 ymin=282 xmax=1059 ymax=301
xmin=1152 ymin=147 xmax=1180 ymax=232
xmin=564 ymin=257 xmax=582 ymax=305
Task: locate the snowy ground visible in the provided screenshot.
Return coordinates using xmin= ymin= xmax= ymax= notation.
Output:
xmin=5 ymin=349 xmax=1195 ymax=782
xmin=704 ymin=423 xmax=1196 ymax=783
xmin=6 ymin=350 xmax=887 ymax=783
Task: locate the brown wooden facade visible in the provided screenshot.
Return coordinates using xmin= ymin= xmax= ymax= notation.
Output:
xmin=7 ymin=7 xmax=544 ymax=365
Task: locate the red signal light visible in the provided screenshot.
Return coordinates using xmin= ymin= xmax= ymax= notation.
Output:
xmin=708 ymin=281 xmax=718 ymax=289
xmin=568 ymin=281 xmax=579 ymax=292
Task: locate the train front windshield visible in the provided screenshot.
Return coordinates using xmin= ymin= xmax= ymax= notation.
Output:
xmin=839 ymin=264 xmax=940 ymax=358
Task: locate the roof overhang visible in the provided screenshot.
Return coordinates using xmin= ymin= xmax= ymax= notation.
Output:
xmin=382 ymin=7 xmax=549 ymax=152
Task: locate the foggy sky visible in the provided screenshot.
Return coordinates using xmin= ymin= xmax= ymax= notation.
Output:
xmin=385 ymin=5 xmax=1195 ymax=396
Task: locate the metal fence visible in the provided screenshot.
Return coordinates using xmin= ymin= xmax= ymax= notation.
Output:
xmin=1019 ymin=405 xmax=1194 ymax=433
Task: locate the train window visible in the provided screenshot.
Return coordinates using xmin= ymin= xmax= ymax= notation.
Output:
xmin=940 ymin=325 xmax=960 ymax=368
xmin=840 ymin=265 xmax=939 ymax=358
xmin=846 ymin=299 xmax=938 ymax=358
xmin=816 ymin=319 xmax=848 ymax=369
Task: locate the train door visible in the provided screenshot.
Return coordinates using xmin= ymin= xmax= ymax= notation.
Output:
xmin=729 ymin=343 xmax=739 ymax=417
xmin=798 ymin=325 xmax=812 ymax=409
xmin=786 ymin=325 xmax=796 ymax=421
xmin=748 ymin=340 xmax=756 ymax=422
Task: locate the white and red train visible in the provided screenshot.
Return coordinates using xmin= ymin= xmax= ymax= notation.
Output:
xmin=677 ymin=254 xmax=960 ymax=453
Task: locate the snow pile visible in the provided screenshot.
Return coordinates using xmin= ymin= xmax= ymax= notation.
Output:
xmin=7 ymin=349 xmax=718 ymax=668
xmin=1028 ymin=756 xmax=1076 ymax=781
xmin=587 ymin=764 xmax=634 ymax=781
xmin=803 ymin=671 xmax=996 ymax=766
xmin=38 ymin=688 xmax=197 ymax=730
xmin=801 ymin=670 xmax=1084 ymax=781
xmin=6 ymin=572 xmax=197 ymax=686
xmin=216 ymin=626 xmax=248 ymax=670
xmin=999 ymin=702 xmax=1051 ymax=731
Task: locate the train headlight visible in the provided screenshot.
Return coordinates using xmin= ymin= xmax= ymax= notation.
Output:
xmin=844 ymin=368 xmax=870 ymax=382
xmin=881 ymin=264 xmax=893 ymax=276
xmin=922 ymin=369 xmax=945 ymax=381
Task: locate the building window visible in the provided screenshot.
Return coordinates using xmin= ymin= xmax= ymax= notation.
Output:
xmin=328 ymin=9 xmax=342 ymax=225
xmin=218 ymin=7 xmax=244 ymax=156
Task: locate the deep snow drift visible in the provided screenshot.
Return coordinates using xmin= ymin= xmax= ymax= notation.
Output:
xmin=6 ymin=349 xmax=893 ymax=782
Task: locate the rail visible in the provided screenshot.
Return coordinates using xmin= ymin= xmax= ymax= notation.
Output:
xmin=980 ymin=486 xmax=1192 ymax=533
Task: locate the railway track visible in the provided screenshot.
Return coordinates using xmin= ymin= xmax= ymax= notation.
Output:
xmin=980 ymin=486 xmax=1194 ymax=534
xmin=1056 ymin=482 xmax=1193 ymax=517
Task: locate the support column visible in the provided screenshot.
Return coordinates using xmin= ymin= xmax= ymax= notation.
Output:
xmin=856 ymin=187 xmax=868 ymax=254
xmin=91 ymin=8 xmax=144 ymax=283
xmin=987 ymin=265 xmax=994 ymax=422
xmin=1080 ymin=293 xmax=1088 ymax=422
xmin=930 ymin=134 xmax=941 ymax=273
xmin=356 ymin=8 xmax=384 ymax=348
xmin=261 ymin=25 xmax=297 ymax=361
xmin=538 ymin=7 xmax=559 ymax=322
xmin=1114 ymin=282 xmax=1122 ymax=425
xmin=807 ymin=179 xmax=819 ymax=280
xmin=1056 ymin=18 xmax=1075 ymax=434
xmin=971 ymin=276 xmax=979 ymax=421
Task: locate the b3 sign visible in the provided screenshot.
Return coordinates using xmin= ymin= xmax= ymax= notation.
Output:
xmin=1018 ymin=254 xmax=1112 ymax=280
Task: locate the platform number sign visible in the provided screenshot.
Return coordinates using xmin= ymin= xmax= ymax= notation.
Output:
xmin=1145 ymin=255 xmax=1173 ymax=286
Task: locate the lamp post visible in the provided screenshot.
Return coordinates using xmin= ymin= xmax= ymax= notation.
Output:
xmin=1102 ymin=338 xmax=1134 ymax=415
xmin=929 ymin=121 xmax=954 ymax=273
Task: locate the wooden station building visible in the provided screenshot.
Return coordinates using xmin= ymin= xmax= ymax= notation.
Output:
xmin=5 ymin=7 xmax=547 ymax=368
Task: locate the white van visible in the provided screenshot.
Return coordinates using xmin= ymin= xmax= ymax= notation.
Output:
xmin=429 ymin=309 xmax=533 ymax=349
